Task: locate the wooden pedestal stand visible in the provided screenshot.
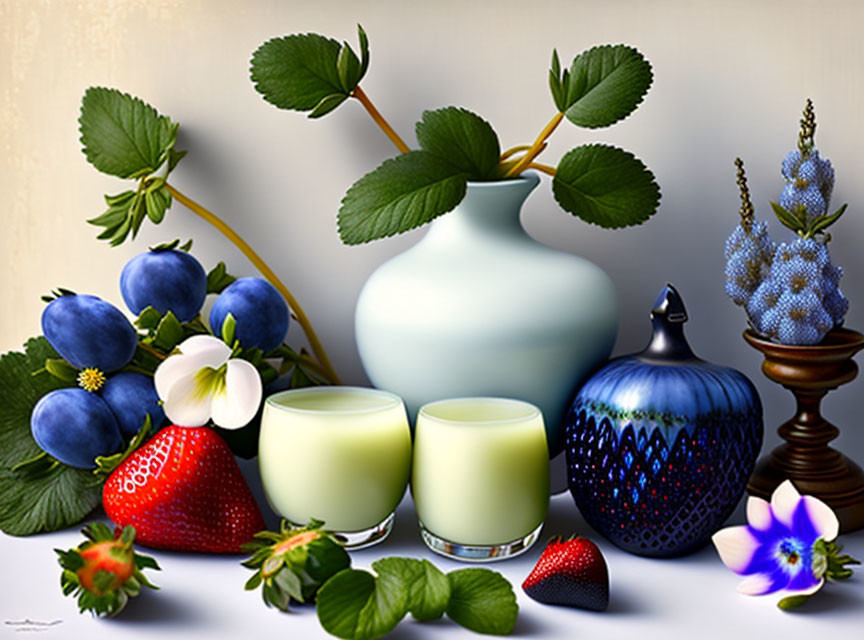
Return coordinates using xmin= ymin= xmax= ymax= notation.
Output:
xmin=743 ymin=328 xmax=864 ymax=532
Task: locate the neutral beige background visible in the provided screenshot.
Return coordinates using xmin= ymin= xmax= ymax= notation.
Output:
xmin=2 ymin=0 xmax=863 ymax=458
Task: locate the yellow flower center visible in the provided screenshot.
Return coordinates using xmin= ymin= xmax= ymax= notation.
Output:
xmin=78 ymin=367 xmax=107 ymax=393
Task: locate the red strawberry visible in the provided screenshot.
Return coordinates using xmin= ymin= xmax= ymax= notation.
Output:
xmin=103 ymin=425 xmax=266 ymax=553
xmin=56 ymin=523 xmax=159 ymax=617
xmin=522 ymin=535 xmax=609 ymax=611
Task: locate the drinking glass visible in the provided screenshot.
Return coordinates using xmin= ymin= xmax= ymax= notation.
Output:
xmin=412 ymin=397 xmax=549 ymax=561
xmin=259 ymin=386 xmax=411 ymax=549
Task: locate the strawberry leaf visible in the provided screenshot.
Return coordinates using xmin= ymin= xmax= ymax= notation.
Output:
xmin=560 ymin=44 xmax=653 ymax=129
xmin=372 ymin=557 xmax=450 ymax=622
xmin=415 ymin=108 xmax=501 ymax=180
xmin=338 ymin=151 xmax=467 ymax=245
xmin=250 ymin=33 xmax=346 ymax=113
xmin=553 ymin=143 xmax=660 ymax=228
xmin=316 ymin=568 xmax=408 ymax=640
xmin=446 ymin=568 xmax=518 ymax=635
xmin=79 ymin=87 xmax=181 ymax=179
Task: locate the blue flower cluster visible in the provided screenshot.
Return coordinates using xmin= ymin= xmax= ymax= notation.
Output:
xmin=724 ymin=220 xmax=775 ymax=306
xmin=724 ymin=104 xmax=849 ymax=346
xmin=780 ymin=149 xmax=834 ymax=223
xmin=746 ymin=237 xmax=848 ymax=345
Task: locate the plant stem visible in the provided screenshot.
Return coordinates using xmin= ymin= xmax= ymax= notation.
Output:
xmin=164 ymin=184 xmax=341 ymax=385
xmin=351 ymin=86 xmax=411 ymax=154
xmin=503 ymin=112 xmax=564 ymax=178
xmin=137 ymin=342 xmax=167 ymax=360
xmin=500 ymin=145 xmax=531 ymax=161
xmin=528 ymin=162 xmax=557 ymax=176
xmin=495 ymin=143 xmax=547 ymax=178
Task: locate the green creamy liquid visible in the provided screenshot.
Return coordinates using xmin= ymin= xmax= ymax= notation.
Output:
xmin=412 ymin=398 xmax=550 ymax=545
xmin=259 ymin=388 xmax=411 ymax=532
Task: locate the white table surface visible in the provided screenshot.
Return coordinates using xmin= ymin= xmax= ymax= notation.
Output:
xmin=2 ymin=460 xmax=862 ymax=640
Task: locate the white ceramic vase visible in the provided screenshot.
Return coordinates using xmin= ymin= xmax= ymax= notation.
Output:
xmin=354 ymin=172 xmax=618 ymax=454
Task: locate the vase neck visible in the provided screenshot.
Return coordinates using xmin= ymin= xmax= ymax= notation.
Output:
xmin=421 ymin=172 xmax=541 ymax=245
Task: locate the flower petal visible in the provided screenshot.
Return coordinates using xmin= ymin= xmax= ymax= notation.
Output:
xmin=209 ymin=359 xmax=262 ymax=430
xmin=738 ymin=568 xmax=788 ymax=595
xmin=154 ymin=342 xmax=231 ymax=400
xmin=801 ymin=495 xmax=839 ymax=542
xmin=176 ymin=334 xmax=233 ymax=360
xmin=778 ymin=578 xmax=824 ymax=599
xmin=746 ymin=496 xmax=773 ymax=531
xmin=162 ymin=372 xmax=213 ymax=427
xmin=712 ymin=526 xmax=759 ymax=573
xmin=785 ymin=558 xmax=821 ymax=593
xmin=770 ymin=480 xmax=802 ymax=529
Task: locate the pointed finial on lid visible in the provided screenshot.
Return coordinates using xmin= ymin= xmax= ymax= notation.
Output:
xmin=651 ymin=283 xmax=688 ymax=324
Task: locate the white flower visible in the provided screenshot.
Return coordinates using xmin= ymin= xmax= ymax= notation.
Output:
xmin=154 ymin=335 xmax=262 ymax=429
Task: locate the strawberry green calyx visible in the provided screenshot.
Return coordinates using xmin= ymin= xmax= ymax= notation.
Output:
xmin=93 ymin=416 xmax=152 ymax=481
xmin=242 ymin=519 xmax=350 ymax=612
xmin=56 ymin=523 xmax=160 ymax=617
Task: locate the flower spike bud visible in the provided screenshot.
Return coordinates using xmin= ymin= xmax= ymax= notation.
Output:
xmin=734 ymin=157 xmax=755 ymax=231
xmin=798 ymin=98 xmax=816 ymax=155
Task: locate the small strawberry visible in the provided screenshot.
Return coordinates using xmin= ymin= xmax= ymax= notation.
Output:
xmin=522 ymin=535 xmax=609 ymax=611
xmin=56 ymin=523 xmax=159 ymax=617
xmin=102 ymin=425 xmax=266 ymax=553
xmin=242 ymin=519 xmax=351 ymax=611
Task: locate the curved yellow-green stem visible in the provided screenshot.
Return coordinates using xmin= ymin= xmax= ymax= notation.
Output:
xmin=528 ymin=162 xmax=556 ymax=177
xmin=504 ymin=112 xmax=564 ymax=178
xmin=165 ymin=184 xmax=341 ymax=385
xmin=352 ymin=86 xmax=411 ymax=154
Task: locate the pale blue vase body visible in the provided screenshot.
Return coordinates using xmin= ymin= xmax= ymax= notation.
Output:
xmin=354 ymin=172 xmax=618 ymax=454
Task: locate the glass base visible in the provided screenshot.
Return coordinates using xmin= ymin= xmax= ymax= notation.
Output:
xmin=329 ymin=512 xmax=395 ymax=550
xmin=419 ymin=521 xmax=543 ymax=562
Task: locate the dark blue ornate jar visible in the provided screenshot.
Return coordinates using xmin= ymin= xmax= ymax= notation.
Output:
xmin=564 ymin=285 xmax=763 ymax=557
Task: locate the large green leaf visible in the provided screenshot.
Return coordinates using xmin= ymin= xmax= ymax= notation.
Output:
xmin=0 ymin=337 xmax=102 ymax=535
xmin=446 ymin=568 xmax=518 ymax=636
xmin=250 ymin=33 xmax=346 ymax=112
xmin=415 ymin=107 xmax=501 ymax=180
xmin=316 ymin=568 xmax=408 ymax=640
xmin=0 ymin=466 xmax=102 ymax=536
xmin=338 ymin=151 xmax=468 ymax=244
xmin=552 ymin=144 xmax=660 ymax=228
xmin=372 ymin=557 xmax=450 ymax=622
xmin=79 ymin=87 xmax=179 ymax=179
xmin=560 ymin=44 xmax=653 ymax=128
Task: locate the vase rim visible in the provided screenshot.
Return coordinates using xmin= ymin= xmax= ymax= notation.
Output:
xmin=465 ymin=170 xmax=541 ymax=189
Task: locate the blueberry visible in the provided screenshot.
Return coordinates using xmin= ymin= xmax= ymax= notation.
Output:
xmin=209 ymin=277 xmax=289 ymax=352
xmin=100 ymin=372 xmax=166 ymax=437
xmin=120 ymin=248 xmax=207 ymax=322
xmin=41 ymin=294 xmax=137 ymax=372
xmin=30 ymin=388 xmax=123 ymax=468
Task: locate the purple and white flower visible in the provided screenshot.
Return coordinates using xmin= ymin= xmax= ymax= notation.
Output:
xmin=712 ymin=480 xmax=858 ymax=609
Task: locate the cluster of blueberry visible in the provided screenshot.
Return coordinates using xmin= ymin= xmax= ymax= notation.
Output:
xmin=30 ymin=247 xmax=288 ymax=470
xmin=724 ymin=103 xmax=848 ymax=346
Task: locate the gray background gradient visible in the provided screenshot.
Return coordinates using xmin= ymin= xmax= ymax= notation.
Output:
xmin=2 ymin=0 xmax=863 ymax=470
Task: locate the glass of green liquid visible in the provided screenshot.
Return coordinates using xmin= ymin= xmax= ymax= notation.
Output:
xmin=412 ymin=397 xmax=550 ymax=561
xmin=259 ymin=386 xmax=412 ymax=549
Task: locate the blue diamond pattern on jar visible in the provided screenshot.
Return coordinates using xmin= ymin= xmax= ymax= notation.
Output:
xmin=564 ymin=285 xmax=763 ymax=557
